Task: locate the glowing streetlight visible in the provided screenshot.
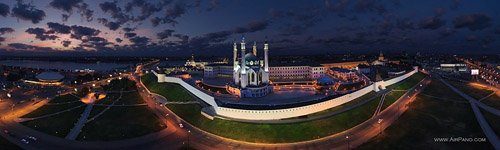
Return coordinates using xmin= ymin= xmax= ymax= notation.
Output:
xmin=92 ymin=84 xmax=96 ymax=87
xmin=346 ymin=135 xmax=350 ymax=150
xmin=7 ymin=93 xmax=11 ymax=98
xmin=377 ymin=118 xmax=383 ymax=135
xmin=74 ymin=88 xmax=78 ymax=92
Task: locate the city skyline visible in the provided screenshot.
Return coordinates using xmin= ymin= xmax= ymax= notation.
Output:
xmin=0 ymin=0 xmax=499 ymax=56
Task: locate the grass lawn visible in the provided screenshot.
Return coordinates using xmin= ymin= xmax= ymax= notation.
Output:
xmin=381 ymin=91 xmax=406 ymax=110
xmin=77 ymin=106 xmax=165 ymax=141
xmin=21 ymin=106 xmax=86 ymax=138
xmin=387 ymin=72 xmax=426 ymax=90
xmin=142 ymin=74 xmax=196 ymax=102
xmin=306 ymin=91 xmax=378 ymax=117
xmin=481 ymin=94 xmax=500 ymax=109
xmin=114 ymin=91 xmax=144 ymax=105
xmin=480 ymin=108 xmax=500 ymax=136
xmin=94 ymin=93 xmax=120 ymax=105
xmin=0 ymin=136 xmax=20 ymax=150
xmin=447 ymin=80 xmax=495 ymax=100
xmin=87 ymin=105 xmax=107 ymax=119
xmin=21 ymin=94 xmax=84 ymax=118
xmin=48 ymin=94 xmax=79 ymax=103
xmin=166 ymin=95 xmax=380 ymax=143
xmin=357 ymin=78 xmax=492 ymax=150
xmin=142 ymin=72 xmax=426 ymax=143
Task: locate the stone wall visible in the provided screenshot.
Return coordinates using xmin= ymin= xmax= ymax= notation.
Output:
xmin=152 ymin=67 xmax=418 ymax=121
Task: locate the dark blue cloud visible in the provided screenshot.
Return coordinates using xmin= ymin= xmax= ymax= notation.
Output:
xmin=453 ymin=13 xmax=492 ymax=31
xmin=12 ymin=0 xmax=46 ymax=24
xmin=0 ymin=3 xmax=9 ymax=17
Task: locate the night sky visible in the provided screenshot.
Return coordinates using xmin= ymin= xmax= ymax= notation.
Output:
xmin=0 ymin=0 xmax=499 ymax=56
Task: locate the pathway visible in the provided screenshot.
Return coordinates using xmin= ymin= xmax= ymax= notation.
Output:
xmin=66 ymin=104 xmax=94 ymax=140
xmin=164 ymin=101 xmax=200 ymax=104
xmin=440 ymin=78 xmax=500 ymax=149
xmin=86 ymin=91 xmax=123 ymax=123
xmin=479 ymin=92 xmax=496 ymax=101
xmin=17 ymin=104 xmax=85 ymax=122
xmin=373 ymin=92 xmax=388 ymax=117
xmin=93 ymin=103 xmax=147 ymax=107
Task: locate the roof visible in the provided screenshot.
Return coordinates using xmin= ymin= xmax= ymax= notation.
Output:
xmin=36 ymin=72 xmax=64 ymax=81
xmin=269 ymin=61 xmax=322 ymax=67
xmin=244 ymin=53 xmax=260 ymax=62
xmin=330 ymin=67 xmax=353 ymax=73
xmin=316 ymin=76 xmax=337 ymax=84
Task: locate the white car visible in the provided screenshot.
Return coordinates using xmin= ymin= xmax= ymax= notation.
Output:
xmin=26 ymin=136 xmax=37 ymax=141
xmin=21 ymin=139 xmax=29 ymax=144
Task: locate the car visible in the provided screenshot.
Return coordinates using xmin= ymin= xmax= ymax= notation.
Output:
xmin=21 ymin=139 xmax=29 ymax=144
xmin=179 ymin=123 xmax=184 ymax=128
xmin=26 ymin=136 xmax=37 ymax=141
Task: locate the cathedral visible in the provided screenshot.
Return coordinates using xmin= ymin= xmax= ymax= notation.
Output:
xmin=227 ymin=37 xmax=273 ymax=98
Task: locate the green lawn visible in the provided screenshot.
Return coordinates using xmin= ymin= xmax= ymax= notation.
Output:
xmin=387 ymin=72 xmax=426 ymax=90
xmin=166 ymin=95 xmax=380 ymax=143
xmin=306 ymin=91 xmax=378 ymax=117
xmin=21 ymin=106 xmax=86 ymax=138
xmin=142 ymin=72 xmax=426 ymax=143
xmin=381 ymin=91 xmax=406 ymax=110
xmin=48 ymin=94 xmax=80 ymax=103
xmin=94 ymin=93 xmax=120 ymax=105
xmin=159 ymin=85 xmax=382 ymax=143
xmin=357 ymin=78 xmax=492 ymax=150
xmin=447 ymin=80 xmax=495 ymax=100
xmin=141 ymin=74 xmax=196 ymax=102
xmin=481 ymin=108 xmax=500 ymax=136
xmin=0 ymin=135 xmax=20 ymax=150
xmin=77 ymin=106 xmax=165 ymax=141
xmin=114 ymin=91 xmax=144 ymax=105
xmin=482 ymin=94 xmax=500 ymax=109
xmin=21 ymin=94 xmax=84 ymax=118
xmin=380 ymin=72 xmax=427 ymax=111
xmin=87 ymin=105 xmax=107 ymax=119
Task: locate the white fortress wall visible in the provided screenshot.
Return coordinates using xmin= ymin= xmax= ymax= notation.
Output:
xmin=152 ymin=70 xmax=218 ymax=107
xmin=151 ymin=67 xmax=419 ymax=121
xmin=215 ymin=85 xmax=374 ymax=120
xmin=214 ymin=67 xmax=418 ymax=120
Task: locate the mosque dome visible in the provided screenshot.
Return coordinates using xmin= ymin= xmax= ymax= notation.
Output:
xmin=244 ymin=53 xmax=260 ymax=66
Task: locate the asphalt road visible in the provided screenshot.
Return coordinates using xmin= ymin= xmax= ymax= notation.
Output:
xmin=0 ymin=72 xmax=433 ymax=150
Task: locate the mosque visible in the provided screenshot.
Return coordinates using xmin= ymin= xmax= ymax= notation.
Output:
xmin=227 ymin=37 xmax=273 ymax=98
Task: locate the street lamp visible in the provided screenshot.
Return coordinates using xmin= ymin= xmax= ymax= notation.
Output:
xmin=187 ymin=130 xmax=191 ymax=149
xmin=7 ymin=93 xmax=11 ymax=98
xmin=377 ymin=118 xmax=383 ymax=135
xmin=346 ymin=135 xmax=350 ymax=150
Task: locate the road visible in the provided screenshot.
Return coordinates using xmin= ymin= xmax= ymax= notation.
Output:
xmin=440 ymin=77 xmax=500 ymax=150
xmin=0 ymin=71 xmax=432 ymax=150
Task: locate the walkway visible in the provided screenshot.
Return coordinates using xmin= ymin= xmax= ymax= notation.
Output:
xmin=164 ymin=101 xmax=200 ymax=104
xmin=440 ymin=78 xmax=500 ymax=149
xmin=93 ymin=103 xmax=147 ymax=107
xmin=66 ymin=104 xmax=94 ymax=140
xmin=479 ymin=92 xmax=496 ymax=101
xmin=86 ymin=91 xmax=123 ymax=123
xmin=373 ymin=92 xmax=388 ymax=117
xmin=17 ymin=104 xmax=85 ymax=122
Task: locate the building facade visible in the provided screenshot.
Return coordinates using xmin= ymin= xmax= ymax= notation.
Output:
xmin=227 ymin=37 xmax=273 ymax=98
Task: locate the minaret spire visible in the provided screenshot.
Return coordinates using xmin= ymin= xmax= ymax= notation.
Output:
xmin=240 ymin=36 xmax=247 ymax=88
xmin=252 ymin=41 xmax=257 ymax=56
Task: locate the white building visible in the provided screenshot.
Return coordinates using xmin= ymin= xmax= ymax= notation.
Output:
xmin=227 ymin=37 xmax=273 ymax=98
